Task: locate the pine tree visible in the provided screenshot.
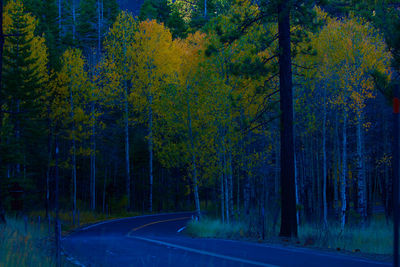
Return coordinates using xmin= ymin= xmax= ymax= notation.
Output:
xmin=1 ymin=0 xmax=48 ymax=211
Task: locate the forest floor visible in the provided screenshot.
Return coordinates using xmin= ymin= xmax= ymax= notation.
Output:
xmin=185 ymin=216 xmax=393 ymax=263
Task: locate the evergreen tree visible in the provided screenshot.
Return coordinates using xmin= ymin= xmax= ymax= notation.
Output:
xmin=1 ymin=0 xmax=48 ymax=211
xmin=139 ymin=0 xmax=187 ymax=38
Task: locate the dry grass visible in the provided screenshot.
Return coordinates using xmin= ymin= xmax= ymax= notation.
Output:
xmin=186 ymin=218 xmax=247 ymax=239
xmin=299 ymin=220 xmax=393 ymax=255
xmin=0 ymin=216 xmax=73 ymax=267
xmin=186 ymin=216 xmax=393 ymax=255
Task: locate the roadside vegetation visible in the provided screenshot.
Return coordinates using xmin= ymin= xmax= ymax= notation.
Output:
xmin=0 ymin=216 xmax=73 ymax=267
xmin=29 ymin=210 xmax=141 ymax=232
xmin=186 ymin=215 xmax=393 ymax=256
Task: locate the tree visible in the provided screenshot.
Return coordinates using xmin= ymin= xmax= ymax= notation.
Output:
xmin=48 ymin=48 xmax=92 ymax=219
xmin=103 ymin=11 xmax=137 ymax=211
xmin=276 ymin=0 xmax=297 ymax=238
xmin=1 ymin=0 xmax=49 ymax=214
xmin=128 ymin=19 xmax=179 ymax=212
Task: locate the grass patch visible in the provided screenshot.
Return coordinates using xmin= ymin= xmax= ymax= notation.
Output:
xmin=186 ymin=218 xmax=247 ymax=239
xmin=299 ymin=220 xmax=393 ymax=255
xmin=0 ymin=216 xmax=73 ymax=267
xmin=186 ymin=216 xmax=393 ymax=255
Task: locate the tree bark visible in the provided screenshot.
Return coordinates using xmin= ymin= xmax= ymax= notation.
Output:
xmin=341 ymin=111 xmax=347 ymax=230
xmin=90 ymin=101 xmax=96 ymax=211
xmin=148 ymin=94 xmax=153 ymax=213
xmin=123 ymin=33 xmax=131 ymax=211
xmin=220 ymin=152 xmax=225 ymax=223
xmin=356 ymin=112 xmax=367 ymax=223
xmin=322 ymin=88 xmax=328 ymax=227
xmin=103 ymin=163 xmax=107 ymax=214
xmin=228 ymin=150 xmax=234 ymax=221
xmin=0 ymin=1 xmax=6 ymax=224
xmin=187 ymin=85 xmax=201 ymax=219
xmin=69 ymin=81 xmax=77 ymax=223
xmin=334 ymin=114 xmax=339 ymax=218
xmin=278 ymin=0 xmax=297 ymax=238
xmin=223 ymin=143 xmax=229 ymax=224
xmin=72 ymin=0 xmax=76 ymax=41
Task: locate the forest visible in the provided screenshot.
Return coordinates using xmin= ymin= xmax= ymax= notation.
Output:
xmin=0 ymin=0 xmax=400 ymax=260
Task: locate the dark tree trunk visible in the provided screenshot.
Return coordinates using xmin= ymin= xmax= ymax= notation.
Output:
xmin=278 ymin=0 xmax=297 ymax=238
xmin=0 ymin=0 xmax=6 ymax=224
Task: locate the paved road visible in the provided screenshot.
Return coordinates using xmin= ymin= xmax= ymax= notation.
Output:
xmin=62 ymin=212 xmax=391 ymax=267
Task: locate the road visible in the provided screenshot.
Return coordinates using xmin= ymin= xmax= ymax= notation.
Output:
xmin=62 ymin=212 xmax=391 ymax=267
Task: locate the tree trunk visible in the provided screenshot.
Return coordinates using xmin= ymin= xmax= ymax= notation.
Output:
xmin=275 ymin=136 xmax=280 ymax=198
xmin=223 ymin=145 xmax=229 ymax=224
xmin=228 ymin=150 xmax=234 ymax=221
xmin=356 ymin=112 xmax=367 ymax=223
xmin=90 ymin=102 xmax=96 ymax=211
xmin=46 ymin=116 xmax=53 ymax=218
xmin=322 ymin=89 xmax=328 ymax=227
xmin=220 ymin=152 xmax=225 ymax=223
xmin=58 ymin=0 xmax=62 ymax=38
xmin=70 ymin=84 xmax=77 ymax=222
xmin=341 ymin=111 xmax=347 ymax=230
xmin=97 ymin=0 xmax=102 ymax=58
xmin=148 ymin=94 xmax=153 ymax=213
xmin=123 ymin=31 xmax=131 ymax=211
xmin=0 ymin=2 xmax=6 ymax=224
xmin=334 ymin=114 xmax=339 ymax=218
xmin=278 ymin=0 xmax=297 ymax=237
xmin=187 ymin=86 xmax=201 ymax=219
xmin=244 ymin=144 xmax=250 ymax=215
xmin=72 ymin=0 xmax=76 ymax=41
xmin=103 ymin=163 xmax=107 ymax=214
xmin=294 ymin=150 xmax=299 ymax=224
xmin=124 ymin=88 xmax=131 ymax=211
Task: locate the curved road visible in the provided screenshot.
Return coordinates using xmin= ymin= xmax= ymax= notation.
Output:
xmin=62 ymin=212 xmax=390 ymax=267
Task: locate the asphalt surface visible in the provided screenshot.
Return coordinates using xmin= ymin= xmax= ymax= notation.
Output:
xmin=62 ymin=212 xmax=391 ymax=267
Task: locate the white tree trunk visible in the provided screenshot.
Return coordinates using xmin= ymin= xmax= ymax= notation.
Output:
xmin=103 ymin=164 xmax=107 ymax=214
xmin=72 ymin=0 xmax=76 ymax=41
xmin=186 ymin=86 xmax=201 ymax=218
xmin=356 ymin=111 xmax=367 ymax=222
xmin=334 ymin=114 xmax=339 ymax=218
xmin=70 ymin=86 xmax=77 ymax=222
xmin=220 ymin=154 xmax=225 ymax=223
xmin=224 ymin=148 xmax=229 ymax=224
xmin=322 ymin=90 xmax=328 ymax=227
xmin=228 ymin=150 xmax=234 ymax=220
xmin=124 ymin=87 xmax=130 ymax=210
xmin=341 ymin=111 xmax=347 ymax=230
xmin=90 ymin=101 xmax=96 ymax=211
xmin=149 ymin=94 xmax=153 ymax=213
xmin=123 ymin=35 xmax=131 ymax=211
xmin=58 ymin=0 xmax=62 ymax=38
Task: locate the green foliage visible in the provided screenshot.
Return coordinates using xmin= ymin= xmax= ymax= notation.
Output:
xmin=1 ymin=0 xmax=49 ymax=195
xmin=139 ymin=0 xmax=188 ymax=38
